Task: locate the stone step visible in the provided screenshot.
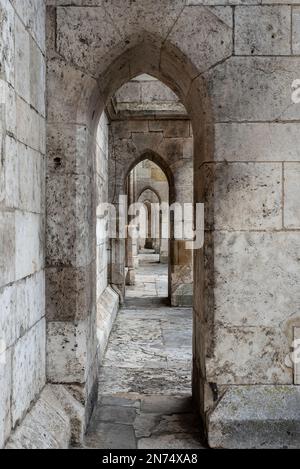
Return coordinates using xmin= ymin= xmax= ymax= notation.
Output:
xmin=208 ymin=385 xmax=300 ymax=449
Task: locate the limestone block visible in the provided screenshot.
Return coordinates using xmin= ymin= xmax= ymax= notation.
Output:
xmin=0 ymin=211 xmax=15 ymax=287
xmin=188 ymin=0 xmax=292 ymax=4
xmin=98 ymin=112 xmax=109 ymax=137
xmin=0 ymin=271 xmax=45 ymax=356
xmin=96 ymin=286 xmax=119 ymax=362
xmin=18 ymin=143 xmax=44 ymax=213
xmin=12 ymin=319 xmax=46 ymax=426
xmin=294 ymin=327 xmax=300 ymax=385
xmin=0 ymin=283 xmax=16 ymax=349
xmin=30 ymin=35 xmax=46 ymax=117
xmin=172 ymin=283 xmax=193 ymax=307
xmin=97 ymin=242 xmax=108 ymax=273
xmin=47 ymin=56 xmax=100 ymax=125
xmin=96 ymin=216 xmax=108 ymax=245
xmin=208 ymin=386 xmax=300 ymax=449
xmin=0 ymin=79 xmax=16 ymax=136
xmin=56 ymin=6 xmax=122 ymax=77
xmin=172 ymin=158 xmax=193 ymax=183
xmin=204 ymin=162 xmax=282 ymax=230
xmin=0 ymin=0 xmax=15 ymax=85
xmin=172 ymin=240 xmax=192 ymax=266
xmin=6 ymin=385 xmax=71 ymax=449
xmin=284 ymin=163 xmax=300 ymax=228
xmin=158 ymin=138 xmax=183 ymax=163
xmin=110 ymin=120 xmax=149 ymax=139
xmin=96 ymin=173 xmax=108 ymax=208
xmin=3 ymin=136 xmax=18 ymax=208
xmin=47 ymin=320 xmax=89 ymax=383
xmin=5 ymin=136 xmax=45 ymax=213
xmin=97 ymin=266 xmax=108 ymax=300
xmin=47 ymin=123 xmax=92 ymax=175
xmin=0 ymin=348 xmax=11 ymax=449
xmin=235 ymin=6 xmax=291 ymax=55
xmin=96 ymin=146 xmax=108 ymax=181
xmin=263 ymin=0 xmax=300 ymax=3
xmin=46 ymin=173 xmax=94 ymax=267
xmin=97 ymin=248 xmax=108 ymax=282
xmin=149 ymin=120 xmax=190 ymax=138
xmin=215 ymin=123 xmax=300 ymax=162
xmin=15 ymin=16 xmax=30 ymax=104
xmin=97 ymin=49 xmax=131 ymax=100
xmin=207 ymin=325 xmax=291 ymax=384
xmin=15 ymin=271 xmax=45 ymax=339
xmin=132 ymin=132 xmax=164 ymax=156
xmin=115 ymin=82 xmax=141 ymax=103
xmin=98 ymin=0 xmax=185 ymax=52
xmin=183 ymin=138 xmax=193 ymax=159
xmin=0 ymin=132 xmax=3 ymax=206
xmin=207 ymin=57 xmax=300 ymax=122
xmin=140 ymin=80 xmax=178 ymax=103
xmin=46 ymin=264 xmax=94 ymax=322
xmin=15 ymin=19 xmax=45 ymax=120
xmin=5 ymin=138 xmax=44 ymax=213
xmin=212 ymin=231 xmax=300 ymax=328
xmin=160 ymin=46 xmax=193 ymax=99
xmin=15 ymin=211 xmax=44 ymax=281
xmin=167 ymin=6 xmax=232 ymax=74
xmin=16 ymin=96 xmax=44 ymax=153
xmin=50 ymin=384 xmax=85 ymax=446
xmin=10 ymin=0 xmax=46 ymax=53
xmin=293 ymin=7 xmax=300 ymax=55
xmin=97 ymin=133 xmax=108 ymax=158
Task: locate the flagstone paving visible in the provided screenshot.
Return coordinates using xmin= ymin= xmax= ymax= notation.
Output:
xmin=84 ymin=253 xmax=206 ymax=449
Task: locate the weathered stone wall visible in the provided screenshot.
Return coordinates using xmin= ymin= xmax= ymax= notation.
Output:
xmin=96 ymin=113 xmax=109 ymax=303
xmin=108 ymin=118 xmax=193 ymax=306
xmin=95 ymin=112 xmax=119 ymax=363
xmin=0 ymin=0 xmax=46 ymax=448
xmin=194 ymin=6 xmax=300 ymax=408
xmin=45 ymin=1 xmax=300 ymax=447
xmin=114 ymin=73 xmax=186 ymax=116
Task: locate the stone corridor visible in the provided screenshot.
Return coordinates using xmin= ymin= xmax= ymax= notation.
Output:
xmin=2 ymin=0 xmax=300 ymax=450
xmin=84 ymin=253 xmax=204 ymax=449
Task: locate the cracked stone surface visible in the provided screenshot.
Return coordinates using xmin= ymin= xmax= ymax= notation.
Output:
xmin=84 ymin=253 xmax=205 ymax=449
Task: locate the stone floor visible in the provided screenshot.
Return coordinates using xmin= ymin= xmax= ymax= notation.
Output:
xmin=84 ymin=252 xmax=205 ymax=449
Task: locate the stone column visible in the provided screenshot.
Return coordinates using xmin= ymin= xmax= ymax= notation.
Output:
xmin=169 ymin=159 xmax=193 ymax=306
xmin=125 ymin=171 xmax=136 ymax=285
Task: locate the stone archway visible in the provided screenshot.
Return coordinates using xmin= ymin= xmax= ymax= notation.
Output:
xmin=46 ymin=3 xmax=299 ymax=447
xmin=46 ymin=21 xmax=211 ymax=433
xmin=0 ymin=0 xmax=299 ymax=450
xmin=138 ymin=187 xmax=162 ymax=204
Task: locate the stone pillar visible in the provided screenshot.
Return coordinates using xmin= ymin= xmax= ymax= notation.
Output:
xmin=125 ymin=171 xmax=136 ymax=284
xmin=169 ymin=159 xmax=193 ymax=307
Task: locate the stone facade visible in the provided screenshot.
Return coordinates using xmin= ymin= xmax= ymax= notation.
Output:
xmin=0 ymin=0 xmax=299 ymax=449
xmin=0 ymin=0 xmax=46 ymax=449
xmin=95 ymin=112 xmax=119 ymax=364
xmin=44 ymin=1 xmax=300 ymax=448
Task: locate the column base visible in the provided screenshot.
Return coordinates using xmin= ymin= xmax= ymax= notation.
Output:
xmin=125 ymin=268 xmax=135 ymax=285
xmin=208 ymin=385 xmax=300 ymax=449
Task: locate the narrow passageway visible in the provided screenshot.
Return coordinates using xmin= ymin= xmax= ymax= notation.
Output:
xmin=84 ymin=252 xmax=205 ymax=449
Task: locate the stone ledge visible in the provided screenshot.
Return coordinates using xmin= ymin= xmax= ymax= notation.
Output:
xmin=5 ymin=386 xmax=72 ymax=449
xmin=208 ymin=385 xmax=300 ymax=449
xmin=97 ymin=286 xmax=119 ymax=363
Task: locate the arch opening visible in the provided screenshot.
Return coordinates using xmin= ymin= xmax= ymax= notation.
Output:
xmin=46 ymin=25 xmax=211 ymax=447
